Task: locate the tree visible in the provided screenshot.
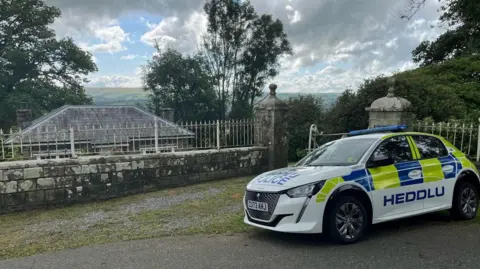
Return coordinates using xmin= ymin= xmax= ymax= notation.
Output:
xmin=323 ymin=54 xmax=480 ymax=135
xmin=400 ymin=0 xmax=480 ymax=66
xmin=201 ymin=0 xmax=292 ymax=120
xmin=0 ymin=0 xmax=97 ymax=130
xmin=397 ymin=54 xmax=480 ymax=120
xmin=232 ymin=14 xmax=292 ymax=119
xmin=399 ymin=0 xmax=428 ymax=21
xmin=141 ymin=46 xmax=220 ymax=122
xmin=285 ymin=94 xmax=325 ymax=162
xmin=324 ymin=89 xmax=368 ymax=134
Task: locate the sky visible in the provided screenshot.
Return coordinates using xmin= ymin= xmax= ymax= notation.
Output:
xmin=46 ymin=0 xmax=446 ymax=93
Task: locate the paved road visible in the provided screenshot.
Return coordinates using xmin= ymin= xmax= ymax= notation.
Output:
xmin=2 ymin=215 xmax=480 ymax=269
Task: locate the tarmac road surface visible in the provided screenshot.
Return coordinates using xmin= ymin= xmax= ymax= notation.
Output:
xmin=1 ymin=214 xmax=479 ymax=269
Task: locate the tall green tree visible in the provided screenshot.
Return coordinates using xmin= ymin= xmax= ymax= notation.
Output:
xmin=323 ymin=54 xmax=480 ymax=135
xmin=232 ymin=14 xmax=293 ymax=119
xmin=324 ymin=89 xmax=368 ymax=134
xmin=201 ymin=0 xmax=292 ymax=120
xmin=142 ymin=46 xmax=220 ymax=122
xmin=0 ymin=0 xmax=97 ymax=130
xmin=285 ymin=94 xmax=325 ymax=162
xmin=401 ymin=0 xmax=480 ymax=66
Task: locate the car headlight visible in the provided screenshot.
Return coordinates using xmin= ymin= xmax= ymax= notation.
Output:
xmin=286 ymin=181 xmax=326 ymax=198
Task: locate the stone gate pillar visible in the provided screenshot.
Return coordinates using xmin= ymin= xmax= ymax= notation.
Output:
xmin=365 ymin=77 xmax=413 ymax=131
xmin=254 ymin=84 xmax=290 ymax=170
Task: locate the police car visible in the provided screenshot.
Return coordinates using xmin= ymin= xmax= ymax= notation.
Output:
xmin=243 ymin=125 xmax=480 ymax=244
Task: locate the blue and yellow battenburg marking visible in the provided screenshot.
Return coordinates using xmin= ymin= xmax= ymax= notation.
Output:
xmin=365 ymin=154 xmax=460 ymax=191
xmin=315 ymin=135 xmax=476 ymax=203
xmin=316 ymin=177 xmax=344 ymax=202
xmin=439 ymin=136 xmax=479 ymax=174
xmin=316 ymin=170 xmax=372 ymax=202
xmin=254 ymin=170 xmax=300 ymax=185
xmin=406 ymin=136 xmax=420 ymax=159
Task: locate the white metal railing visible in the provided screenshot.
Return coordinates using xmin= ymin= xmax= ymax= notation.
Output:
xmin=307 ymin=119 xmax=480 ymax=162
xmin=412 ymin=119 xmax=480 ymax=161
xmin=308 ymin=124 xmax=347 ymax=152
xmin=0 ymin=119 xmax=262 ymax=162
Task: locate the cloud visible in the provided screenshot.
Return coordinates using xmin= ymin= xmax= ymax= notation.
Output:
xmin=285 ymin=5 xmax=301 ymax=24
xmin=140 ymin=11 xmax=207 ymax=54
xmin=51 ymin=13 xmax=130 ymax=54
xmin=87 ymin=25 xmax=130 ymax=53
xmin=120 ymin=54 xmax=139 ymax=60
xmin=49 ymin=0 xmax=446 ymax=93
xmin=46 ymin=0 xmax=203 ymax=26
xmin=246 ymin=0 xmax=445 ymax=93
xmin=87 ymin=75 xmax=142 ymax=88
xmin=86 ymin=66 xmax=146 ymax=88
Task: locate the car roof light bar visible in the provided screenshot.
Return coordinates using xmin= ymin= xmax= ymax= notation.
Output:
xmin=347 ymin=125 xmax=407 ymax=136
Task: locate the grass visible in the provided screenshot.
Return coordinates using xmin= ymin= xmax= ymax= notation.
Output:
xmin=2 ymin=166 xmax=479 ymax=260
xmin=0 ymin=176 xmax=255 ymax=260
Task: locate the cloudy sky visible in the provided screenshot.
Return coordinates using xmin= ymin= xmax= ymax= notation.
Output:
xmin=46 ymin=0 xmax=445 ymax=93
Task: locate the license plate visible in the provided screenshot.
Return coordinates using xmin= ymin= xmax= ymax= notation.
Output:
xmin=247 ymin=200 xmax=268 ymax=212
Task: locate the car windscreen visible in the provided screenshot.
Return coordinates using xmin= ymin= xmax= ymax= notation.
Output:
xmin=296 ymin=138 xmax=378 ymax=166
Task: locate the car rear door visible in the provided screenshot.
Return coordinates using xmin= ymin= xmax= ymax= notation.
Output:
xmin=367 ymin=135 xmax=424 ymax=220
xmin=408 ymin=134 xmax=455 ymax=210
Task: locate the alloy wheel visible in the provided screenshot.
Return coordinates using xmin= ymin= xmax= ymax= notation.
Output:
xmin=461 ymin=187 xmax=478 ymax=217
xmin=335 ymin=202 xmax=364 ymax=240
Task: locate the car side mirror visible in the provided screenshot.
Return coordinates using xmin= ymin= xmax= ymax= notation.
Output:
xmin=367 ymin=155 xmax=394 ymax=168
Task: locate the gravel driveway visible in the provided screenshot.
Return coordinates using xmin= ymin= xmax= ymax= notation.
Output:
xmin=0 ymin=177 xmax=252 ymax=259
xmin=2 ymin=215 xmax=480 ymax=269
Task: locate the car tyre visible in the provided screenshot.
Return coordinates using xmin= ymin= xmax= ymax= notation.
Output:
xmin=326 ymin=195 xmax=368 ymax=244
xmin=450 ymin=181 xmax=479 ymax=220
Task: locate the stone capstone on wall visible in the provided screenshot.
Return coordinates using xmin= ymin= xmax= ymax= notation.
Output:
xmin=0 ymin=147 xmax=269 ymax=213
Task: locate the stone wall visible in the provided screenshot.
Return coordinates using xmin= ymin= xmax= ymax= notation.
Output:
xmin=0 ymin=146 xmax=268 ymax=213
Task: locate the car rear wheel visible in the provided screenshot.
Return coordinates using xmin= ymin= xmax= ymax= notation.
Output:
xmin=450 ymin=181 xmax=479 ymax=220
xmin=326 ymin=195 xmax=368 ymax=244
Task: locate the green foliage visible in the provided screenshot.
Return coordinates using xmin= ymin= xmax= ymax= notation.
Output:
xmin=202 ymin=0 xmax=292 ymax=120
xmin=411 ymin=0 xmax=480 ymax=66
xmin=312 ymin=0 xmax=480 ymax=157
xmin=0 ymin=0 xmax=97 ymax=130
xmin=141 ymin=0 xmax=292 ymax=122
xmin=324 ymin=89 xmax=369 ymax=133
xmin=3 ymin=146 xmax=24 ymax=161
xmin=285 ymin=94 xmax=325 ymax=162
xmin=296 ymin=148 xmax=308 ymax=161
xmin=231 ymin=13 xmax=293 ymax=118
xmin=142 ymin=47 xmax=220 ymax=122
xmin=323 ymin=55 xmax=480 ymax=139
xmin=398 ymin=55 xmax=480 ymax=121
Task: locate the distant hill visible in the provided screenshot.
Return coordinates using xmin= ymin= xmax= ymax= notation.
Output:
xmin=85 ymin=87 xmax=340 ymax=107
xmin=85 ymin=87 xmax=148 ymax=106
xmin=269 ymin=92 xmax=340 ymax=107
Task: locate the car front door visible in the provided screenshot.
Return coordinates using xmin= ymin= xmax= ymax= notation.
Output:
xmin=367 ymin=135 xmax=424 ymax=221
xmin=408 ymin=134 xmax=454 ymax=210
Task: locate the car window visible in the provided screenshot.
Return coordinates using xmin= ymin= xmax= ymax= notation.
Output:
xmin=370 ymin=135 xmax=412 ymax=164
xmin=296 ymin=138 xmax=377 ymax=166
xmin=410 ymin=135 xmax=448 ymax=159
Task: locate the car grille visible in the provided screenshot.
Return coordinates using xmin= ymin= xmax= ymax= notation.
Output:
xmin=245 ymin=190 xmax=281 ymax=221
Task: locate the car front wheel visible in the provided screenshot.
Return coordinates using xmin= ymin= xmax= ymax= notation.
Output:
xmin=326 ymin=195 xmax=368 ymax=244
xmin=450 ymin=181 xmax=479 ymax=220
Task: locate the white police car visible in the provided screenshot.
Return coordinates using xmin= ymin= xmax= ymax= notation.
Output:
xmin=243 ymin=125 xmax=480 ymax=244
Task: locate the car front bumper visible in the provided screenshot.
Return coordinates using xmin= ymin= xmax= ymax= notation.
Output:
xmin=243 ymin=190 xmax=326 ymax=234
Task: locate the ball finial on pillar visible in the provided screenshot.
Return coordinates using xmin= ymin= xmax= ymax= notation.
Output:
xmin=387 ymin=77 xmax=396 ymax=97
xmin=269 ymin=84 xmax=277 ymax=96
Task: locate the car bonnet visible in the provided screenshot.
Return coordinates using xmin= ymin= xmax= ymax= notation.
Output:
xmin=246 ymin=165 xmax=355 ymax=192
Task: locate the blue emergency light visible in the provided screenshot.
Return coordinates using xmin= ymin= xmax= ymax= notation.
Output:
xmin=347 ymin=125 xmax=407 ymax=136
